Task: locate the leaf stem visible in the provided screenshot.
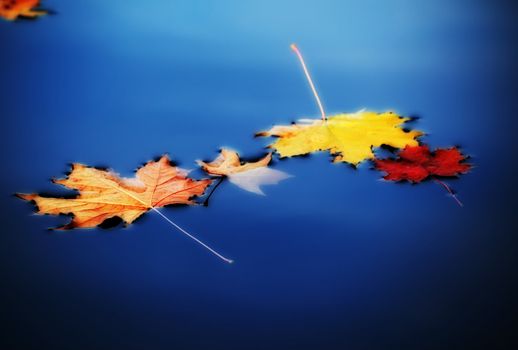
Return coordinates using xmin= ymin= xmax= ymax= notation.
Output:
xmin=433 ymin=177 xmax=463 ymax=207
xmin=203 ymin=177 xmax=225 ymax=207
xmin=290 ymin=43 xmax=326 ymax=121
xmin=151 ymin=207 xmax=234 ymax=264
xmin=101 ymin=177 xmax=233 ymax=263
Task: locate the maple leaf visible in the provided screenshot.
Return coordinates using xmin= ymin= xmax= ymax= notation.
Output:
xmin=18 ymin=156 xmax=234 ymax=263
xmin=17 ymin=156 xmax=212 ymax=229
xmin=374 ymin=145 xmax=471 ymax=206
xmin=197 ymin=148 xmax=292 ymax=195
xmin=257 ymin=44 xmax=422 ymax=166
xmin=374 ymin=145 xmax=470 ymax=182
xmin=0 ymin=0 xmax=46 ymax=21
xmin=258 ymin=110 xmax=422 ymax=165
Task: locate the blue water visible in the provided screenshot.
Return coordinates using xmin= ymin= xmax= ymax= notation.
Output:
xmin=1 ymin=1 xmax=517 ymax=349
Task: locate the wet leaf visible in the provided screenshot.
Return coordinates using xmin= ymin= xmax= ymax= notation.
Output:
xmin=374 ymin=145 xmax=470 ymax=183
xmin=0 ymin=0 xmax=46 ymax=20
xmin=18 ymin=156 xmax=212 ymax=229
xmin=197 ymin=148 xmax=292 ymax=195
xmin=258 ymin=110 xmax=422 ymax=165
xmin=374 ymin=145 xmax=471 ymax=206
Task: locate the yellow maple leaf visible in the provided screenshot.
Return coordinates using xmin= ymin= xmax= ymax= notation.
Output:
xmin=258 ymin=110 xmax=422 ymax=165
xmin=0 ymin=0 xmax=46 ymax=21
xmin=258 ymin=44 xmax=423 ymax=165
xmin=17 ymin=156 xmax=212 ymax=229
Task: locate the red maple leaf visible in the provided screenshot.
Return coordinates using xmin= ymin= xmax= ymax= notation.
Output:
xmin=374 ymin=145 xmax=471 ymax=206
xmin=375 ymin=145 xmax=470 ymax=182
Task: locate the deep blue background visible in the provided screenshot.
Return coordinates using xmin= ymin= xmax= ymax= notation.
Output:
xmin=1 ymin=1 xmax=517 ymax=349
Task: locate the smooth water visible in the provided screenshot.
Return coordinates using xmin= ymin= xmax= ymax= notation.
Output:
xmin=1 ymin=1 xmax=517 ymax=349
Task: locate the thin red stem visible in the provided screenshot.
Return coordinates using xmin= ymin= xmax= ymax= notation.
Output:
xmin=433 ymin=177 xmax=463 ymax=207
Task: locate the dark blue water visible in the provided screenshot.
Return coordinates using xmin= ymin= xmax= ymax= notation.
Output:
xmin=1 ymin=1 xmax=517 ymax=349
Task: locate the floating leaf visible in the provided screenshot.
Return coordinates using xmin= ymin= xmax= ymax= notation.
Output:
xmin=374 ymin=145 xmax=470 ymax=182
xmin=258 ymin=111 xmax=422 ymax=165
xmin=198 ymin=148 xmax=291 ymax=195
xmin=18 ymin=156 xmax=211 ymax=229
xmin=17 ymin=156 xmax=234 ymax=263
xmin=257 ymin=44 xmax=422 ymax=165
xmin=0 ymin=0 xmax=46 ymax=20
xmin=374 ymin=145 xmax=471 ymax=206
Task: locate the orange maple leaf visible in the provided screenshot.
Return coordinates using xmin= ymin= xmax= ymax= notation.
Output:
xmin=17 ymin=156 xmax=212 ymax=229
xmin=197 ymin=148 xmax=292 ymax=195
xmin=0 ymin=0 xmax=46 ymax=21
xmin=197 ymin=148 xmax=273 ymax=176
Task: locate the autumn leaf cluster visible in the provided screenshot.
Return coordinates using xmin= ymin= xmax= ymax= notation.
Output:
xmin=18 ymin=110 xmax=470 ymax=231
xmin=5 ymin=23 xmax=471 ymax=261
